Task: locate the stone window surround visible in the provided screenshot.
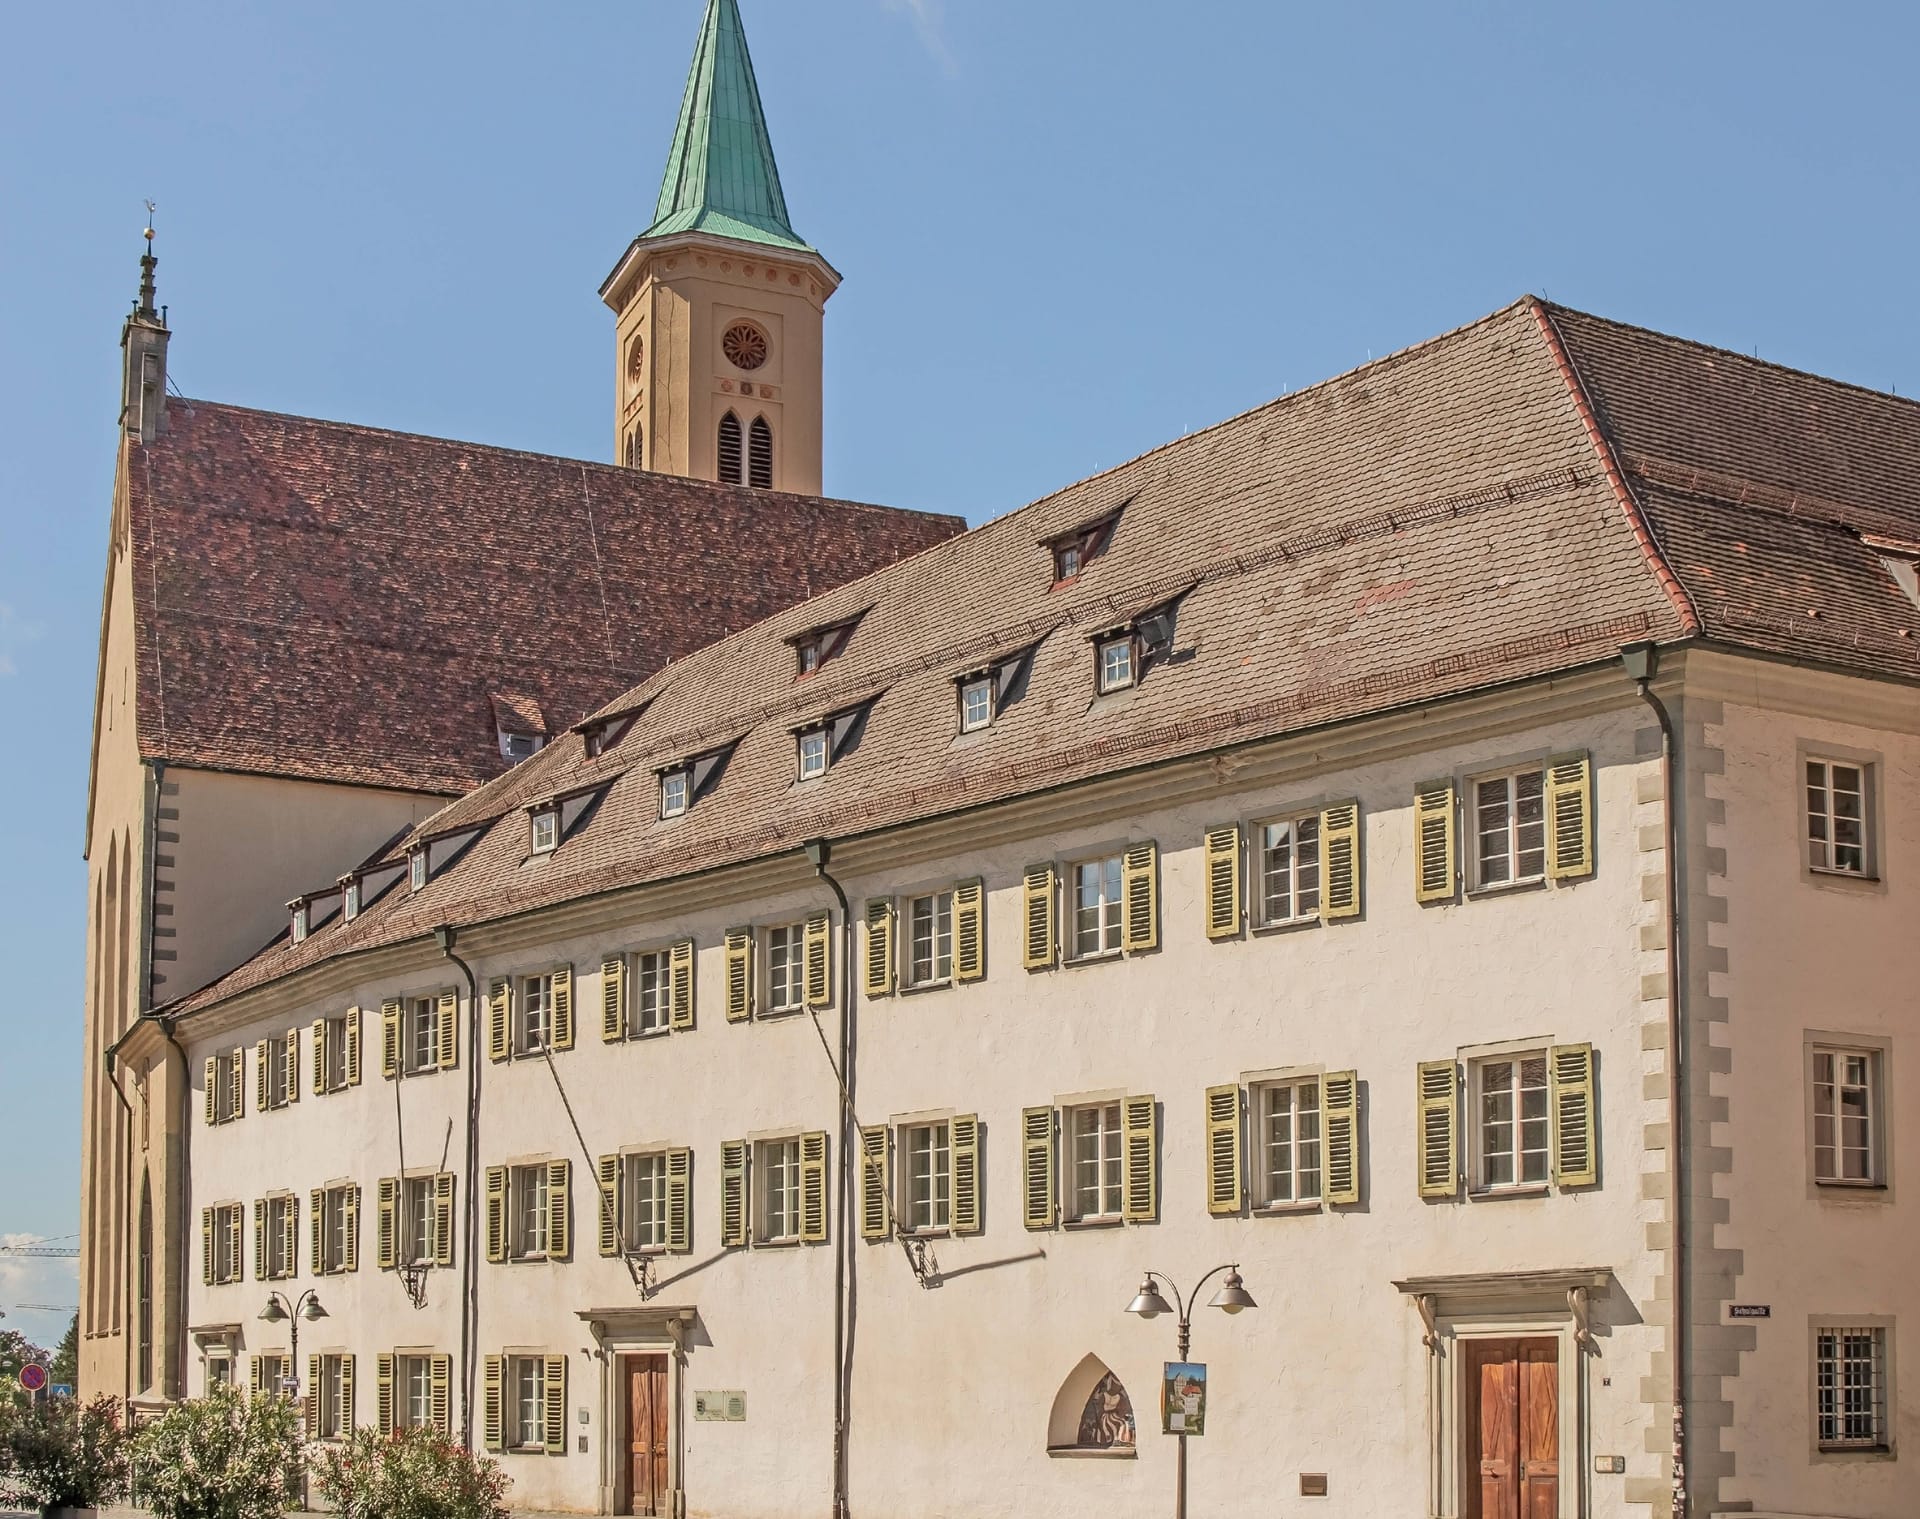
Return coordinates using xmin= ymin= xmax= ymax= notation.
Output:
xmin=1794 ymin=737 xmax=1886 ymax=889
xmin=1802 ymin=1028 xmax=1896 ymax=1205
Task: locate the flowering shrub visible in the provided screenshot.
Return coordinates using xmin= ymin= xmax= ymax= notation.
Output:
xmin=0 ymin=1393 xmax=131 ymax=1511
xmin=312 ymin=1425 xmax=510 ymax=1519
xmin=132 ymin=1387 xmax=303 ymax=1519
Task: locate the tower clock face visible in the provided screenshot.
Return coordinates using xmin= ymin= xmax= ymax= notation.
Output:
xmin=722 ymin=322 xmax=769 ymax=372
xmin=626 ymin=334 xmax=646 ymax=390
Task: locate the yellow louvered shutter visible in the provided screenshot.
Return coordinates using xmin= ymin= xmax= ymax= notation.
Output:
xmin=550 ymin=966 xmax=574 ymax=1051
xmin=1122 ymin=842 xmax=1159 ymax=952
xmin=201 ymin=1206 xmax=214 ymax=1284
xmin=1204 ymin=1084 xmax=1242 ymax=1214
xmin=546 ymin=1159 xmax=571 ymax=1260
xmin=344 ymin=1009 xmax=362 ymax=1086
xmin=343 ymin=1185 xmax=360 ymax=1272
xmin=1123 ymin=1095 xmax=1159 ymax=1222
xmin=804 ymin=911 xmax=832 ymax=1008
xmin=1546 ymin=752 xmax=1595 ymax=880
xmin=799 ymin=1131 xmax=829 ymax=1243
xmin=225 ymin=1206 xmax=242 ymax=1283
xmin=376 ymin=1352 xmax=395 ymax=1434
xmin=436 ymin=992 xmax=458 ymax=1070
xmin=311 ymin=1020 xmax=327 ymax=1095
xmin=669 ymin=939 xmax=696 ymax=1030
xmin=1021 ymin=1106 xmax=1056 ymax=1229
xmin=665 ymin=1149 xmax=692 ymax=1253
xmin=381 ymin=998 xmax=403 ymax=1079
xmin=285 ymin=1028 xmax=301 ymax=1104
xmin=484 ymin=1167 xmax=508 ymax=1263
xmin=230 ymin=1050 xmax=245 ymax=1120
xmin=255 ymin=1040 xmax=269 ymax=1111
xmin=1323 ymin=1070 xmax=1360 ymax=1205
xmin=1550 ymin=1042 xmax=1598 ymax=1187
xmin=542 ymin=1355 xmax=567 ymax=1456
xmin=724 ymin=929 xmax=754 ymax=1022
xmin=1021 ymin=864 xmax=1057 ymax=970
xmin=720 ymin=1140 xmax=748 ymax=1247
xmin=858 ymin=1126 xmax=889 ymax=1241
xmin=337 ymin=1354 xmax=355 ymax=1434
xmin=482 ymin=1356 xmax=504 ymax=1451
xmin=1414 ymin=780 xmax=1457 ymax=903
xmin=309 ymin=1189 xmax=325 ymax=1274
xmin=433 ymin=1174 xmax=455 ymax=1267
xmin=601 ymin=956 xmax=627 ymax=1043
xmin=1319 ymin=803 xmax=1361 ymax=920
xmin=282 ymin=1195 xmax=298 ymax=1279
xmin=430 ymin=1354 xmax=452 ymax=1434
xmin=953 ymin=879 xmax=986 ymax=982
xmin=1417 ymin=1061 xmax=1460 ymax=1198
xmin=1203 ymin=825 xmax=1243 ymax=940
xmin=306 ymin=1355 xmax=323 ymax=1439
xmin=597 ymin=1155 xmax=621 ymax=1258
xmin=487 ymin=979 xmax=511 ymax=1062
xmin=376 ymin=1178 xmax=397 ymax=1270
xmin=253 ymin=1200 xmax=266 ymax=1280
xmin=203 ymin=1057 xmax=218 ymax=1126
xmin=249 ymin=1354 xmax=264 ymax=1398
xmin=863 ymin=899 xmax=896 ymax=998
xmin=951 ymin=1114 xmax=982 ymax=1235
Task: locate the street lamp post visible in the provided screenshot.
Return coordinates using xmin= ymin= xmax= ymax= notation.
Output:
xmin=257 ymin=1290 xmax=328 ymax=1398
xmin=1126 ymin=1264 xmax=1256 ymax=1519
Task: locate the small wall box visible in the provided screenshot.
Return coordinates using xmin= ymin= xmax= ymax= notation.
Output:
xmin=1594 ymin=1456 xmax=1626 ymax=1475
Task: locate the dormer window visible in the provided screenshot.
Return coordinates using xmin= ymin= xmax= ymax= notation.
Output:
xmin=580 ymin=704 xmax=647 ymax=760
xmin=530 ymin=808 xmax=559 ymax=855
xmin=502 ymin=731 xmax=543 ymax=762
xmin=491 ymin=691 xmax=548 ymax=763
xmin=1045 ymin=507 xmax=1123 ymax=586
xmin=1097 ymin=636 xmax=1136 ymax=693
xmin=342 ymin=879 xmax=361 ymax=921
xmin=798 ymin=728 xmax=830 ymax=781
xmin=787 ymin=613 xmax=865 ymax=679
xmin=959 ymin=677 xmax=994 ymax=733
xmin=409 ymin=849 xmax=428 ymax=893
xmin=660 ymin=768 xmax=691 ymax=819
xmin=291 ymin=903 xmax=310 ymax=943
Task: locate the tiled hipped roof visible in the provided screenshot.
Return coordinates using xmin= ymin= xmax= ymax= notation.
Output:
xmin=171 ymin=298 xmax=1920 ymax=1016
xmin=124 ymin=402 xmax=964 ymax=794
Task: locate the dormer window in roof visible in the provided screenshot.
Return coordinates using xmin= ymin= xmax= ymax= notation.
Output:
xmin=1864 ymin=533 xmax=1920 ymax=616
xmin=788 ymin=612 xmax=866 ymax=679
xmin=1097 ymin=636 xmax=1136 ymax=694
xmin=291 ymin=902 xmax=310 ymax=943
xmin=530 ymin=806 xmax=560 ymax=856
xmin=1045 ymin=506 xmax=1124 ymax=587
xmin=409 ymin=849 xmax=428 ymax=893
xmin=581 ymin=707 xmax=645 ymax=760
xmin=797 ymin=727 xmax=830 ymax=781
xmin=287 ymin=886 xmax=344 ymax=944
xmin=526 ymin=781 xmax=615 ymax=859
xmin=660 ymin=768 xmax=691 ymax=819
xmin=341 ymin=877 xmax=362 ymax=922
xmin=491 ymin=691 xmax=549 ymax=763
xmin=959 ymin=677 xmax=994 ymax=733
xmin=1092 ymin=596 xmax=1182 ymax=697
xmin=794 ymin=701 xmax=874 ymax=783
xmin=656 ymin=741 xmax=736 ymax=821
xmin=952 ymin=645 xmax=1037 ymax=735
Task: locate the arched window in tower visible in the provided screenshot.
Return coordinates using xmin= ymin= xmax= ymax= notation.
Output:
xmin=749 ymin=416 xmax=774 ymax=490
xmin=626 ymin=424 xmax=644 ymax=470
xmin=137 ymin=1169 xmax=153 ymax=1393
xmin=717 ymin=411 xmax=745 ymax=485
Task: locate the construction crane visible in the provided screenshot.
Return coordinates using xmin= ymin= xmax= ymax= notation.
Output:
xmin=0 ymin=1246 xmax=79 ymax=1258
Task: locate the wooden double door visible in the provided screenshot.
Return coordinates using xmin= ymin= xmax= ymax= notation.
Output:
xmin=620 ymin=1355 xmax=670 ymax=1517
xmin=1465 ymin=1338 xmax=1559 ymax=1519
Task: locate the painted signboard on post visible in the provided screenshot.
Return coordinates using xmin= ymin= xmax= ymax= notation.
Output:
xmin=1161 ymin=1362 xmax=1206 ymax=1436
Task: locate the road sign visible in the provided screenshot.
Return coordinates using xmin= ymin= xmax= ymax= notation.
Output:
xmin=18 ymin=1363 xmax=48 ymax=1394
xmin=51 ymin=1385 xmax=73 ymax=1399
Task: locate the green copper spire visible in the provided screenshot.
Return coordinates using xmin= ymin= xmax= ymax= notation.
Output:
xmin=644 ymin=0 xmax=811 ymax=253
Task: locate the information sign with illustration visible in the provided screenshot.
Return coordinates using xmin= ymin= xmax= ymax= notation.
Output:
xmin=1161 ymin=1361 xmax=1207 ymax=1436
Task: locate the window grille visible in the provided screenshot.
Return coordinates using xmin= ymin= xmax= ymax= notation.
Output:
xmin=1816 ymin=1326 xmax=1889 ymax=1449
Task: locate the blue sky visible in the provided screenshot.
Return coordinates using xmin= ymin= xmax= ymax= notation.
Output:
xmin=2 ymin=0 xmax=1918 ymax=1326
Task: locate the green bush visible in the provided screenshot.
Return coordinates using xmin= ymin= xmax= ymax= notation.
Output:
xmin=131 ymin=1388 xmax=303 ymax=1519
xmin=0 ymin=1393 xmax=132 ymax=1511
xmin=311 ymin=1425 xmax=510 ymax=1519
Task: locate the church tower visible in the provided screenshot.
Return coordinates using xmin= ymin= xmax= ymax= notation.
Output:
xmin=600 ymin=0 xmax=840 ymax=495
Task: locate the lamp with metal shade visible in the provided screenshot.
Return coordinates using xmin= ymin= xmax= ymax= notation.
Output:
xmin=1127 ymin=1277 xmax=1174 ymax=1319
xmin=1208 ymin=1269 xmax=1256 ymax=1315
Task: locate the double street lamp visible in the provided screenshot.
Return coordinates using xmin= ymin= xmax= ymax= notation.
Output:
xmin=258 ymin=1290 xmax=328 ymax=1397
xmin=1126 ymin=1265 xmax=1256 ymax=1519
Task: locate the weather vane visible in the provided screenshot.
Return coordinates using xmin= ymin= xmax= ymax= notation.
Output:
xmin=144 ymin=199 xmax=157 ymax=244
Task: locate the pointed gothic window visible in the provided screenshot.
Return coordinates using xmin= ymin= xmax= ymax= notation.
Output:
xmin=718 ymin=412 xmax=745 ymax=485
xmin=625 ymin=425 xmax=644 ymax=470
xmin=749 ymin=417 xmax=775 ymax=489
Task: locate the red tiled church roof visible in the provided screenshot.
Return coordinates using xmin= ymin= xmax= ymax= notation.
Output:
xmin=124 ymin=401 xmax=964 ymax=794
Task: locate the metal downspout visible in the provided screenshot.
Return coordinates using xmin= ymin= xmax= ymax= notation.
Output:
xmin=103 ymin=1047 xmax=137 ymax=1409
xmin=437 ymin=927 xmax=484 ymax=1450
xmin=1623 ymin=642 xmax=1688 ymax=1516
xmin=157 ymin=1015 xmax=191 ymax=1403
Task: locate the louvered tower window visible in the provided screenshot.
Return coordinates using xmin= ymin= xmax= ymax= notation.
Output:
xmin=625 ymin=425 xmax=643 ymax=470
xmin=749 ymin=417 xmax=774 ymax=489
xmin=717 ymin=412 xmax=745 ymax=484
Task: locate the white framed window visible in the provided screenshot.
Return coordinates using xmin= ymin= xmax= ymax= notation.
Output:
xmin=1255 ymin=1078 xmax=1323 ymax=1206
xmin=766 ymin=923 xmax=806 ymax=1013
xmin=212 ymin=1049 xmax=242 ymax=1122
xmin=1055 ymin=541 xmax=1084 ymax=582
xmin=323 ymin=1017 xmax=351 ymax=1092
xmin=660 ymin=768 xmax=690 ymax=819
xmin=902 ymin=1122 xmax=951 ymax=1233
xmin=409 ymin=850 xmax=428 ymax=892
xmin=797 ymin=639 xmax=823 ymax=676
xmin=530 ymin=808 xmax=559 ymax=855
xmin=265 ymin=1034 xmax=291 ymax=1109
xmin=510 ymin=1165 xmax=550 ymax=1260
xmin=1067 ymin=1102 xmax=1124 ymax=1222
xmin=517 ymin=974 xmax=552 ymax=1055
xmin=211 ymin=1203 xmax=243 ymax=1283
xmin=256 ymin=1352 xmax=289 ymax=1398
xmin=264 ymin=1195 xmax=295 ymax=1279
xmin=1256 ymin=815 xmax=1321 ymax=926
xmin=342 ymin=879 xmax=361 ymax=921
xmin=632 ymin=949 xmax=672 ymax=1036
xmin=405 ymin=998 xmax=438 ymax=1075
xmin=316 ymin=1355 xmax=347 ymax=1439
xmin=509 ymin=1356 xmax=546 ymax=1449
xmin=757 ymin=1137 xmax=802 ymax=1243
xmin=1097 ymin=636 xmax=1135 ymax=694
xmin=402 ymin=1176 xmax=436 ymax=1265
xmin=1806 ymin=759 xmax=1870 ymax=875
xmin=1812 ymin=1047 xmax=1882 ymax=1185
xmin=501 ymin=731 xmax=543 ymax=762
xmin=622 ymin=1152 xmax=671 ymax=1253
xmin=1473 ymin=767 xmax=1547 ymax=887
xmin=398 ymin=1354 xmax=434 ymax=1430
xmin=291 ymin=904 xmax=310 ymax=943
xmin=1070 ymin=855 xmax=1124 ymax=960
xmin=797 ymin=728 xmax=829 ymax=781
xmin=1815 ymin=1325 xmax=1890 ymax=1451
xmin=1472 ymin=1052 xmax=1551 ymax=1190
xmin=319 ymin=1185 xmax=353 ymax=1274
xmin=959 ymin=677 xmax=994 ymax=733
xmin=906 ymin=892 xmax=953 ymax=988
